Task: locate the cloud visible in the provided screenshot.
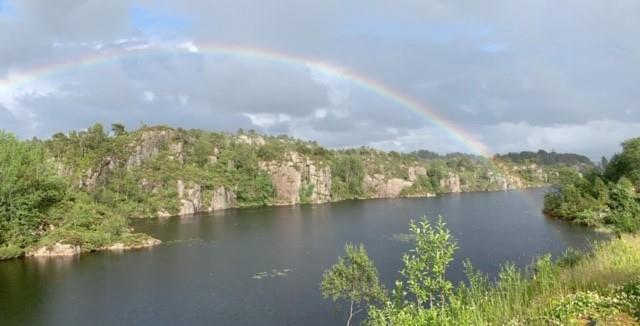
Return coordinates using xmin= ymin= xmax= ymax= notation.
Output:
xmin=0 ymin=0 xmax=638 ymax=158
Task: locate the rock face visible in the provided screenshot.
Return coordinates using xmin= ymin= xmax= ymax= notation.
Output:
xmin=407 ymin=166 xmax=427 ymax=182
xmin=126 ymin=130 xmax=174 ymax=168
xmin=177 ymin=180 xmax=202 ymax=215
xmin=80 ymin=157 xmax=117 ymax=188
xmin=267 ymin=164 xmax=302 ymax=205
xmin=491 ymin=173 xmax=525 ymax=190
xmin=27 ymin=243 xmax=81 ymax=257
xmin=260 ymin=152 xmax=331 ymax=205
xmin=303 ymin=160 xmax=332 ymax=203
xmin=106 ymin=238 xmax=161 ymax=251
xmin=168 ymin=142 xmax=185 ymax=164
xmin=440 ymin=172 xmax=462 ymax=193
xmin=364 ymin=174 xmax=413 ymax=198
xmin=237 ymin=134 xmax=266 ymax=146
xmin=209 ymin=186 xmax=237 ymax=211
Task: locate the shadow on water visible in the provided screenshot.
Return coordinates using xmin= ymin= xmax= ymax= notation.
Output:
xmin=0 ymin=189 xmax=607 ymax=326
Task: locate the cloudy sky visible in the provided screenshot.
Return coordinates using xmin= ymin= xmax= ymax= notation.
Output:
xmin=0 ymin=0 xmax=638 ymax=159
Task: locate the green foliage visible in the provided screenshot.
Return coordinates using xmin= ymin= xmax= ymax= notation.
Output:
xmin=495 ymin=149 xmax=594 ymax=167
xmin=111 ymin=123 xmax=126 ymax=136
xmin=542 ymin=290 xmax=630 ymax=325
xmin=331 ymin=155 xmax=365 ymax=200
xmin=299 ymin=181 xmax=315 ymax=204
xmin=0 ymin=132 xmax=67 ymax=248
xmin=366 ymin=218 xmax=459 ymax=325
xmin=400 ymin=218 xmax=457 ymax=308
xmin=544 ymin=137 xmax=640 ymax=232
xmin=605 ymin=137 xmax=640 ymax=188
xmin=0 ymin=244 xmax=23 ymax=260
xmin=321 ymin=243 xmax=386 ymax=325
xmin=324 ymin=220 xmax=640 ymax=325
xmin=606 ymin=178 xmax=640 ymax=233
xmin=0 ymin=130 xmax=142 ymax=257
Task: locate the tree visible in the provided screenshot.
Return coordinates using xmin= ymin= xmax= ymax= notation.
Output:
xmin=0 ymin=132 xmax=66 ymax=248
xmin=605 ymin=138 xmax=640 ymax=188
xmin=606 ymin=177 xmax=640 ymax=233
xmin=111 ymin=123 xmax=126 ymax=136
xmin=354 ymin=218 xmax=460 ymax=325
xmin=321 ymin=243 xmax=386 ymax=326
xmin=400 ymin=218 xmax=457 ymax=308
xmin=600 ymin=156 xmax=609 ymax=171
xmin=331 ymin=155 xmax=365 ymax=199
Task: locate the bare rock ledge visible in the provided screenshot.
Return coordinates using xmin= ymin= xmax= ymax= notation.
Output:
xmin=26 ymin=238 xmax=162 ymax=257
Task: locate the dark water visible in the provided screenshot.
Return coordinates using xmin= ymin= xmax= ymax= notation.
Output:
xmin=0 ymin=189 xmax=606 ymax=326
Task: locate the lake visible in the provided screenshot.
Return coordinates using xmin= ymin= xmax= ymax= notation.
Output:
xmin=0 ymin=189 xmax=605 ymax=325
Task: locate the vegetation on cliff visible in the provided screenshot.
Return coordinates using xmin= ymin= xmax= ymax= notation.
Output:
xmin=322 ymin=218 xmax=640 ymax=325
xmin=0 ymin=131 xmax=152 ymax=260
xmin=544 ymin=137 xmax=640 ymax=233
xmin=0 ymin=123 xmax=590 ymax=259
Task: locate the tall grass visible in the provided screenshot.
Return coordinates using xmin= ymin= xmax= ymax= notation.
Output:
xmin=444 ymin=235 xmax=640 ymax=325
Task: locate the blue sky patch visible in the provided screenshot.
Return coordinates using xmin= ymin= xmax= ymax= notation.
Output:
xmin=481 ymin=43 xmax=509 ymax=53
xmin=0 ymin=0 xmax=16 ymax=17
xmin=130 ymin=4 xmax=192 ymax=36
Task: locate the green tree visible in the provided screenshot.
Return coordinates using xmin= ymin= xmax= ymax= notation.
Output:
xmin=0 ymin=132 xmax=66 ymax=249
xmin=606 ymin=178 xmax=640 ymax=233
xmin=362 ymin=218 xmax=459 ymax=325
xmin=192 ymin=137 xmax=212 ymax=167
xmin=331 ymin=155 xmax=365 ymax=199
xmin=111 ymin=123 xmax=126 ymax=136
xmin=605 ymin=138 xmax=640 ymax=188
xmin=600 ymin=156 xmax=609 ymax=171
xmin=321 ymin=243 xmax=386 ymax=326
xmin=400 ymin=218 xmax=457 ymax=308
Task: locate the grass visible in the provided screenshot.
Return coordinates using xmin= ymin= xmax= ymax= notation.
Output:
xmin=448 ymin=234 xmax=640 ymax=325
xmin=366 ymin=234 xmax=640 ymax=325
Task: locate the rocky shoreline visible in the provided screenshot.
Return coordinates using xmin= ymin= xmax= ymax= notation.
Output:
xmin=25 ymin=238 xmax=161 ymax=258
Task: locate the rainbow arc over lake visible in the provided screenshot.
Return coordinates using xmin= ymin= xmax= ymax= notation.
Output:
xmin=0 ymin=42 xmax=492 ymax=157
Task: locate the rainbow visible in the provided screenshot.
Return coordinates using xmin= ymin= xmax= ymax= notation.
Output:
xmin=0 ymin=41 xmax=492 ymax=157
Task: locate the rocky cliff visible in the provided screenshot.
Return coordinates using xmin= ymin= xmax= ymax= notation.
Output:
xmin=260 ymin=151 xmax=331 ymax=205
xmin=49 ymin=125 xmax=571 ymax=219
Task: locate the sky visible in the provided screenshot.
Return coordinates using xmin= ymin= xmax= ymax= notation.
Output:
xmin=0 ymin=0 xmax=638 ymax=159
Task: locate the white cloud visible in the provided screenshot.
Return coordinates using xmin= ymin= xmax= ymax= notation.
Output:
xmin=244 ymin=113 xmax=292 ymax=128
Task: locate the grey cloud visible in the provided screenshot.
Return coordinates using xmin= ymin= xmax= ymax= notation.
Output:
xmin=0 ymin=0 xmax=638 ymax=159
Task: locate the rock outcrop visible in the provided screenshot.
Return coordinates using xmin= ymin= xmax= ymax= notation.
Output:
xmin=364 ymin=174 xmax=413 ymax=198
xmin=303 ymin=161 xmax=332 ymax=203
xmin=126 ymin=130 xmax=174 ymax=168
xmin=440 ymin=172 xmax=462 ymax=193
xmin=168 ymin=142 xmax=185 ymax=164
xmin=260 ymin=151 xmax=331 ymax=205
xmin=27 ymin=243 xmax=81 ymax=257
xmin=80 ymin=156 xmax=117 ymax=188
xmin=407 ymin=166 xmax=427 ymax=182
xmin=105 ymin=238 xmax=162 ymax=251
xmin=26 ymin=238 xmax=162 ymax=258
xmin=490 ymin=173 xmax=525 ymax=191
xmin=265 ymin=163 xmax=302 ymax=205
xmin=209 ymin=186 xmax=237 ymax=211
xmin=177 ymin=180 xmax=202 ymax=215
xmin=237 ymin=134 xmax=266 ymax=146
